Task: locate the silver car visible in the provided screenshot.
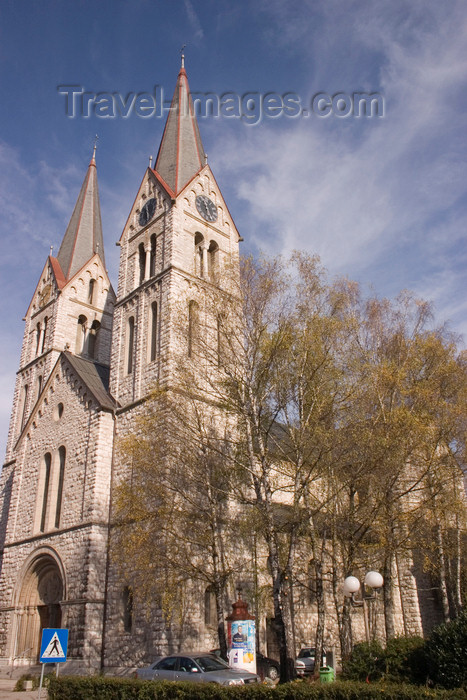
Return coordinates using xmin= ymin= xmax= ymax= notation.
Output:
xmin=295 ymin=647 xmax=326 ymax=676
xmin=136 ymin=652 xmax=260 ymax=686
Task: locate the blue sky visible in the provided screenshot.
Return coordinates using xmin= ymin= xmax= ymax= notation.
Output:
xmin=1 ymin=0 xmax=466 ymax=458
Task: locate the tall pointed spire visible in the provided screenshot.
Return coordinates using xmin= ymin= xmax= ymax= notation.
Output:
xmin=154 ymin=58 xmax=206 ymax=195
xmin=56 ymin=148 xmax=105 ymax=281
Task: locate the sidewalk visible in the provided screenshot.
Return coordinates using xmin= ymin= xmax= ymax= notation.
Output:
xmin=0 ymin=677 xmax=48 ymax=698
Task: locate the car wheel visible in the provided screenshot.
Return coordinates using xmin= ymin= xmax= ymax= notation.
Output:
xmin=267 ymin=666 xmax=279 ymax=681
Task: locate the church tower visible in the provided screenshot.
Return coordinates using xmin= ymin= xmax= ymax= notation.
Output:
xmin=104 ymin=58 xmax=241 ymax=667
xmin=0 ymin=150 xmax=116 ymax=669
xmin=5 ymin=148 xmax=113 ymax=461
xmin=109 ymin=56 xmax=240 ymax=407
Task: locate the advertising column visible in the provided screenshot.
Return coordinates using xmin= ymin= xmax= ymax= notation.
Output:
xmin=226 ymin=590 xmax=256 ymax=674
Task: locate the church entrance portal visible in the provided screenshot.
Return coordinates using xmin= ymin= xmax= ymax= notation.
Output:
xmin=13 ymin=554 xmax=63 ymax=663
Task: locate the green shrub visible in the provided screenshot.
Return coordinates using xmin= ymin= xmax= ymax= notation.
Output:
xmin=48 ymin=676 xmax=467 ymax=700
xmin=340 ymin=641 xmax=385 ymax=682
xmin=14 ymin=673 xmax=38 ymax=691
xmin=383 ymin=635 xmax=428 ymax=685
xmin=425 ymin=610 xmax=467 ymax=689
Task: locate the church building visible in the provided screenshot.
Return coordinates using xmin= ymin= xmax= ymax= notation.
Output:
xmin=0 ymin=59 xmax=240 ymax=671
xmin=0 ymin=60 xmax=449 ymax=673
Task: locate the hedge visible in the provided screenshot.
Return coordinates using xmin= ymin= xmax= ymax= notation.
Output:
xmin=47 ymin=676 xmax=467 ymax=700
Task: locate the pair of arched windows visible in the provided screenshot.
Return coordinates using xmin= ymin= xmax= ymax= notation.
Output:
xmin=125 ymin=302 xmax=158 ymax=374
xmin=138 ymin=235 xmax=158 ymax=285
xmin=187 ymin=302 xmax=225 ymax=364
xmin=76 ymin=316 xmax=100 ymax=359
xmin=194 ymin=234 xmax=219 ymax=281
xmin=38 ymin=446 xmax=66 ymax=533
xmin=35 ymin=317 xmax=48 ymax=356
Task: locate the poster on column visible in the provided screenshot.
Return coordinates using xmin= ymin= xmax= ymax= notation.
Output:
xmin=229 ymin=619 xmax=256 ymax=673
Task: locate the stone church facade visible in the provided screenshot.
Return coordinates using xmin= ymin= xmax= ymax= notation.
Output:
xmin=0 ymin=62 xmax=446 ymax=672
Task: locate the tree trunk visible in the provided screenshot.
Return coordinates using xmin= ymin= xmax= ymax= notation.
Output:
xmin=383 ymin=552 xmax=396 ymax=640
xmin=215 ymin=578 xmax=227 ymax=659
xmin=452 ymin=516 xmax=463 ymax=616
xmin=314 ymin=557 xmax=326 ymax=671
xmin=436 ymin=523 xmax=451 ymax=622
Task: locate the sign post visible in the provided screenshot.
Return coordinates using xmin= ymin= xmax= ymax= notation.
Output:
xmin=38 ymin=629 xmax=68 ymax=699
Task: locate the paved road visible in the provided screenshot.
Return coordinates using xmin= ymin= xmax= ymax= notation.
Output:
xmin=0 ymin=677 xmax=47 ymax=698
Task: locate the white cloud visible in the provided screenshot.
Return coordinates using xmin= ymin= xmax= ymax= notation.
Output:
xmin=211 ymin=1 xmax=467 ymax=345
xmin=184 ymin=0 xmax=204 ymax=42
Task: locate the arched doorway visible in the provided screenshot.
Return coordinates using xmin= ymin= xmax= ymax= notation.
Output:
xmin=13 ymin=552 xmax=64 ymax=663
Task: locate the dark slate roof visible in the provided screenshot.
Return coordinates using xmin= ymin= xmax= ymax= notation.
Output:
xmin=154 ymin=64 xmax=206 ymax=196
xmin=57 ymin=152 xmax=105 ymax=281
xmin=64 ymin=352 xmax=115 ymax=410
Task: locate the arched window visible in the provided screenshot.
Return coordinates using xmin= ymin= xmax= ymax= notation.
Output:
xmin=122 ymin=586 xmax=134 ymax=633
xmin=150 ymin=234 xmax=157 ymax=277
xmin=40 ymin=317 xmax=48 ymax=354
xmin=194 ymin=233 xmax=204 ymax=277
xmin=208 ymin=241 xmax=219 ymax=282
xmin=149 ymin=302 xmax=158 ymax=362
xmin=217 ymin=313 xmax=226 ymax=366
xmin=36 ymin=374 xmax=43 ymax=400
xmin=204 ymin=585 xmax=217 ymax=627
xmin=35 ymin=322 xmax=41 ymax=356
xmin=20 ymin=384 xmax=29 ymax=429
xmin=40 ymin=453 xmax=52 ymax=532
xmin=76 ymin=315 xmax=87 ymax=355
xmin=88 ymin=278 xmax=96 ymax=305
xmin=126 ymin=316 xmax=135 ymax=374
xmin=188 ymin=301 xmax=199 ymax=358
xmin=55 ymin=446 xmax=66 ymax=528
xmin=87 ymin=320 xmax=100 ymax=359
xmin=138 ymin=242 xmax=145 ymax=284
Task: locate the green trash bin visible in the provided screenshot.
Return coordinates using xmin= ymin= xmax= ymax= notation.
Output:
xmin=319 ymin=665 xmax=335 ymax=683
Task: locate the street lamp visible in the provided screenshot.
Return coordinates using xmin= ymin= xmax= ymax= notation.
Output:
xmin=343 ymin=571 xmax=384 ymax=643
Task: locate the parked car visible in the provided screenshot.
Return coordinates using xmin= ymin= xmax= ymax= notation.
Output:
xmin=210 ymin=648 xmax=280 ymax=681
xmin=294 ymin=647 xmax=326 ymax=676
xmin=136 ymin=652 xmax=260 ymax=685
xmin=256 ymin=652 xmax=280 ymax=681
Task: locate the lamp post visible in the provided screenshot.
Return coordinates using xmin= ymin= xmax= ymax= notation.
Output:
xmin=343 ymin=571 xmax=384 ymax=643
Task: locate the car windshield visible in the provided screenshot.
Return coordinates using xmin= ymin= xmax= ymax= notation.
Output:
xmin=299 ymin=649 xmax=315 ymax=658
xmin=194 ymin=655 xmax=230 ymax=672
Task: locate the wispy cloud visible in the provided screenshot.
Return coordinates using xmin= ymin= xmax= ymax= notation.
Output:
xmin=184 ymin=0 xmax=204 ymax=42
xmin=212 ymin=1 xmax=467 ymax=341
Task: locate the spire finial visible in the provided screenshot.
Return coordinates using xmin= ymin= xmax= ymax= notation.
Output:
xmin=180 ymin=44 xmax=186 ymax=70
xmin=50 ymin=245 xmax=54 ymax=257
xmin=91 ymin=134 xmax=98 ymax=164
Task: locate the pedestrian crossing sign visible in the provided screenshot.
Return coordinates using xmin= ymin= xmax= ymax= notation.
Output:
xmin=40 ymin=628 xmax=69 ymax=663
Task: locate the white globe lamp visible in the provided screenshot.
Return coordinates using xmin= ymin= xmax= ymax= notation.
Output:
xmin=364 ymin=571 xmax=384 ymax=589
xmin=343 ymin=576 xmax=361 ymax=597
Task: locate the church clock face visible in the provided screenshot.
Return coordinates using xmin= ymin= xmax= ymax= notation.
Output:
xmin=195 ymin=195 xmax=217 ymax=222
xmin=139 ymin=198 xmax=156 ymax=227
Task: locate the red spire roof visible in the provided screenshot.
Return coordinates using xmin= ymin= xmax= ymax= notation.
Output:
xmin=56 ymin=150 xmax=105 ymax=281
xmin=154 ymin=61 xmax=206 ymax=196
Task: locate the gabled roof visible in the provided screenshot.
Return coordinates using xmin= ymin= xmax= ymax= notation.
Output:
xmin=154 ymin=60 xmax=206 ymax=196
xmin=49 ymin=255 xmax=67 ymax=290
xmin=15 ymin=352 xmax=116 ymax=450
xmin=56 ymin=149 xmax=105 ymax=281
xmin=63 ymin=352 xmax=115 ymax=410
